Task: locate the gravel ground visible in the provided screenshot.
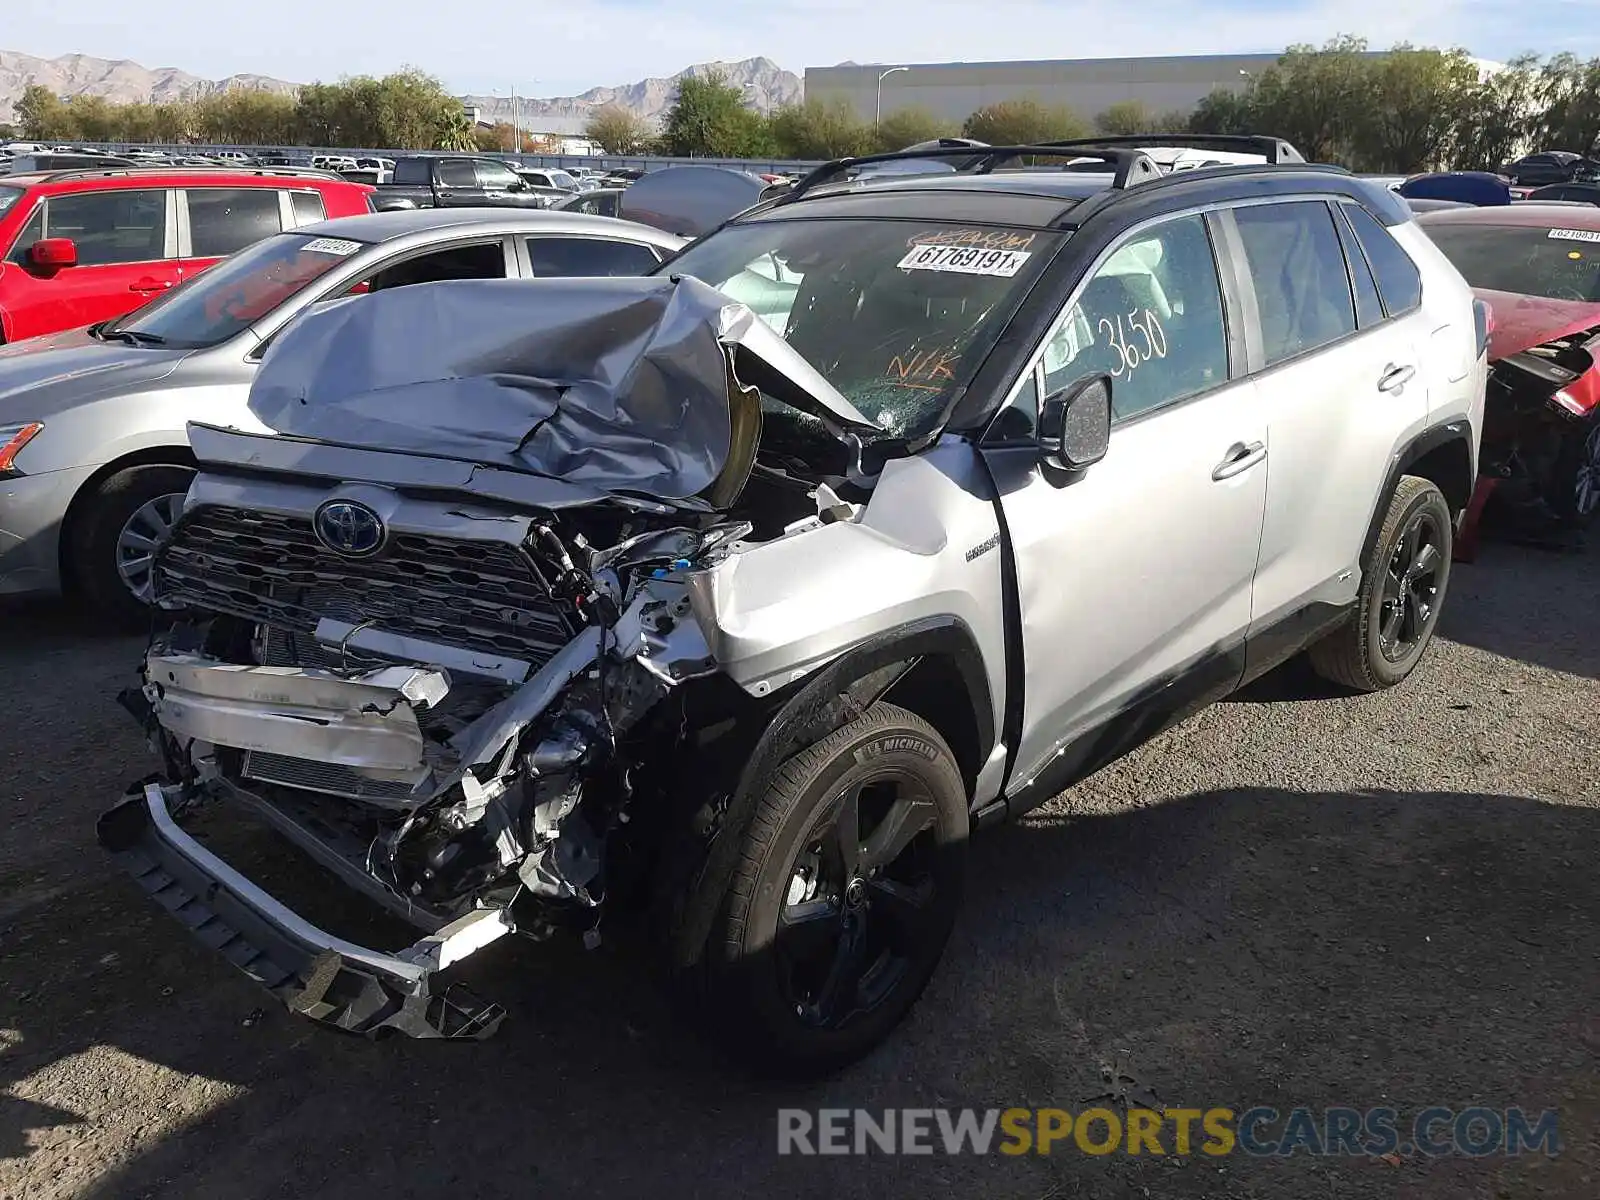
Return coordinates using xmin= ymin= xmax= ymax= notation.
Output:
xmin=1 ymin=537 xmax=1596 ymax=1200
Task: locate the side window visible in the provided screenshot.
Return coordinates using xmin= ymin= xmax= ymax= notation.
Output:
xmin=1233 ymin=201 xmax=1357 ymax=366
xmin=4 ymin=204 xmax=44 ymax=265
xmin=1332 ymin=206 xmax=1385 ymax=329
xmin=186 ymin=188 xmax=283 ymax=258
xmin=35 ymin=190 xmax=168 ymax=266
xmin=1042 ymin=213 xmax=1230 ymax=422
xmin=289 ymin=191 xmax=326 ymax=226
xmin=524 ymin=237 xmax=660 ymax=277
xmin=437 ymin=159 xmax=477 ymax=187
xmin=476 ymin=161 xmax=523 ymax=190
xmin=360 ymin=241 xmax=509 ymax=292
xmin=1341 ymin=203 xmax=1424 ymax=317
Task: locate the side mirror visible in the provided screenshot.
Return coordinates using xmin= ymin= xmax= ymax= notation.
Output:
xmin=29 ymin=238 xmax=78 ymax=270
xmin=1039 ymin=373 xmax=1112 ymax=473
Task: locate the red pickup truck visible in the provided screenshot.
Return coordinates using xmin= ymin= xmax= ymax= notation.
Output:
xmin=0 ymin=166 xmax=374 ymax=344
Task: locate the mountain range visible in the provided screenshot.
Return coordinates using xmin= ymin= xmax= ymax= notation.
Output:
xmin=1 ymin=49 xmax=803 ymax=130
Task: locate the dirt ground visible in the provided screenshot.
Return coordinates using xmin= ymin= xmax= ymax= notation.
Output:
xmin=1 ymin=536 xmax=1597 ymax=1200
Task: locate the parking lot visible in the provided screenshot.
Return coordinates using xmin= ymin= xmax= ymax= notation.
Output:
xmin=0 ymin=535 xmax=1592 ymax=1200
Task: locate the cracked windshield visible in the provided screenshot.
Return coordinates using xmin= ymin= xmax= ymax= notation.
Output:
xmin=666 ymin=218 xmax=1061 ymax=437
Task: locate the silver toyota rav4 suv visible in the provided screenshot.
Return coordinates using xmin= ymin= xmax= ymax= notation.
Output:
xmin=101 ymin=136 xmax=1487 ymax=1075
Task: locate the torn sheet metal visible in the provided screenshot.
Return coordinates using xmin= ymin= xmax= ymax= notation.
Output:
xmin=146 ymin=653 xmax=444 ymax=776
xmin=247 ymin=275 xmax=876 ymax=505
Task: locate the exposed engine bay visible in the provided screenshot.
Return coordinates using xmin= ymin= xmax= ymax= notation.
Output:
xmin=1481 ymin=321 xmax=1600 ymax=544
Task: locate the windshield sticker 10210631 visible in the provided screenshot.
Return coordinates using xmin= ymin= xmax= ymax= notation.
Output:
xmin=301 ymin=237 xmax=363 ymax=256
xmin=898 ymin=244 xmax=1032 ymax=277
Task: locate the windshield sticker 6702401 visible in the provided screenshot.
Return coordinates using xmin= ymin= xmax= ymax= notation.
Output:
xmin=899 ymin=244 xmax=1031 ymax=277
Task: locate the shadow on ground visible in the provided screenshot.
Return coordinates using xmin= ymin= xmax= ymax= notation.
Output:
xmin=2 ymin=784 xmax=1594 ymax=1200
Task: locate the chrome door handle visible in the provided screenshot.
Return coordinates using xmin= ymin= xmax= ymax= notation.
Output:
xmin=1212 ymin=440 xmax=1266 ymax=481
xmin=1378 ymin=363 xmax=1416 ymax=393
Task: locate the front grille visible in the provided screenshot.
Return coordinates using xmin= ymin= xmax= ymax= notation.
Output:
xmin=243 ymin=751 xmax=419 ymax=806
xmin=159 ymin=506 xmax=575 ymax=666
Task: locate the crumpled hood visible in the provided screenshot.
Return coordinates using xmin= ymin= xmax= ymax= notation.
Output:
xmin=0 ymin=326 xmax=188 ymax=420
xmin=246 ymin=274 xmax=878 ymax=504
xmin=1477 ymin=287 xmax=1600 ymax=361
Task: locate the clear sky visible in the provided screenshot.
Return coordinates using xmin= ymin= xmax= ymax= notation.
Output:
xmin=9 ymin=0 xmax=1599 ymax=97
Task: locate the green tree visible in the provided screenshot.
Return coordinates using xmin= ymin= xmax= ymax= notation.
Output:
xmin=584 ymin=104 xmax=654 ymax=154
xmin=1530 ymin=54 xmax=1600 ymax=154
xmin=13 ymin=84 xmax=75 ymax=140
xmin=661 ymin=69 xmax=773 ymax=157
xmin=1453 ymin=56 xmax=1540 ymax=169
xmin=1188 ymin=87 xmax=1255 ymax=135
xmin=768 ymin=97 xmax=873 ymax=159
xmin=872 ymin=106 xmax=959 ymax=151
xmin=1350 ymin=46 xmax=1481 ymax=172
xmin=1095 ymin=100 xmax=1162 ymax=135
xmin=1248 ymin=36 xmax=1373 ymax=162
xmin=150 ymin=100 xmax=200 ymax=144
xmin=962 ymin=98 xmax=1089 ymax=144
xmin=61 ymin=95 xmax=120 ymax=142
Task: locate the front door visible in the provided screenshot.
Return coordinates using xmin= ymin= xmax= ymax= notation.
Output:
xmin=1 ymin=188 xmax=179 ymax=339
xmin=983 ymin=211 xmax=1269 ymax=796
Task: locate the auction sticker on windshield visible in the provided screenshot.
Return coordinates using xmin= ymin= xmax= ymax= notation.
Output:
xmin=301 ymin=237 xmax=363 ymax=256
xmin=899 ymin=244 xmax=1031 ymax=277
xmin=1548 ymin=228 xmax=1600 ymax=243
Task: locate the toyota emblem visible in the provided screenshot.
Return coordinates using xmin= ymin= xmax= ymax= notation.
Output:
xmin=313 ymin=499 xmax=386 ymax=557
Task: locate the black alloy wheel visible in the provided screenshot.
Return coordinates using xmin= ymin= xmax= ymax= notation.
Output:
xmin=670 ymin=702 xmax=969 ymax=1077
xmin=1377 ymin=507 xmax=1446 ymax=662
xmin=775 ymin=767 xmax=942 ymax=1030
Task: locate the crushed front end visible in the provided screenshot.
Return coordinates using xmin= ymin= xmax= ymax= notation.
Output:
xmin=98 ymin=274 xmax=876 ymax=1039
xmin=1478 ymin=302 xmax=1600 ymax=546
xmin=100 ymin=474 xmax=753 ymax=1037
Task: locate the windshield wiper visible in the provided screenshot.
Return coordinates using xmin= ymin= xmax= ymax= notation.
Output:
xmin=98 ymin=329 xmax=168 ymax=347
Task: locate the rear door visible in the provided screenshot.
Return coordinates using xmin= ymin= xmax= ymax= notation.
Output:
xmin=177 ymin=186 xmax=286 ymax=281
xmin=433 ymin=157 xmax=483 ymax=207
xmin=0 ymin=186 xmax=178 ymax=338
xmin=1224 ymin=198 xmax=1430 ymax=642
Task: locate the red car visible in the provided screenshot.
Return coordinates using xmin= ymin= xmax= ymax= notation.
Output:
xmin=0 ymin=167 xmax=374 ymax=344
xmin=1419 ymin=203 xmax=1600 ymax=543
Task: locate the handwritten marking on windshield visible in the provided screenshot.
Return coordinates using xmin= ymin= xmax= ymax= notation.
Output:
xmin=887 ymin=345 xmax=960 ymax=390
xmin=906 ymin=229 xmax=1038 ymax=252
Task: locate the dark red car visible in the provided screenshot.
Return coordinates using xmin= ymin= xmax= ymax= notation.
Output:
xmin=1419 ymin=203 xmax=1600 ymax=542
xmin=0 ymin=167 xmax=374 ymax=344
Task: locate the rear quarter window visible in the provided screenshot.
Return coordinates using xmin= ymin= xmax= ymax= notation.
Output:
xmin=1343 ymin=203 xmax=1423 ymax=316
xmin=289 ymin=191 xmax=327 ymax=225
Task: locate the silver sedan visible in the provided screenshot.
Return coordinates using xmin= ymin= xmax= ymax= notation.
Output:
xmin=0 ymin=207 xmax=684 ymax=624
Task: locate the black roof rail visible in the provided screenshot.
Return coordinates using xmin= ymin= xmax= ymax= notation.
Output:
xmin=38 ymin=165 xmax=347 ymax=184
xmin=1037 ymin=134 xmax=1308 ymax=164
xmin=780 ymin=144 xmax=1164 ymax=204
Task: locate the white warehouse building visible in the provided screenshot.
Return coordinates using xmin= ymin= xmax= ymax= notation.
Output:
xmin=805 ymin=53 xmax=1505 ymax=126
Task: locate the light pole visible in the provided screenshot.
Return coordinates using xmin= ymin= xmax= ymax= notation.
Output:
xmin=876 ymin=66 xmax=909 ymax=125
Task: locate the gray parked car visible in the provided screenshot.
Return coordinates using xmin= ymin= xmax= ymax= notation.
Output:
xmin=101 ymin=137 xmax=1486 ymax=1074
xmin=0 ymin=208 xmax=684 ymax=624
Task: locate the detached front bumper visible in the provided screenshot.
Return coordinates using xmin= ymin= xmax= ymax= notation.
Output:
xmin=98 ymin=781 xmax=511 ymax=1039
